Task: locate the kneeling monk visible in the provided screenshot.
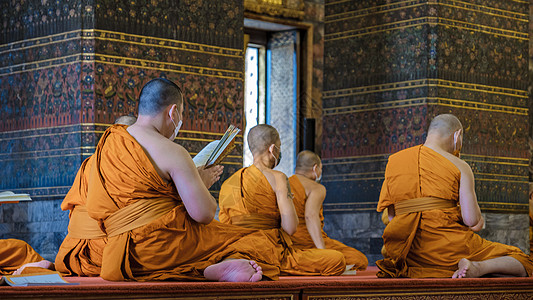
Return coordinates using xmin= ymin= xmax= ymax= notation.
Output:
xmin=289 ymin=150 xmax=368 ymax=272
xmin=219 ymin=124 xmax=346 ymax=276
xmin=377 ymin=113 xmax=533 ymax=278
xmin=82 ymin=78 xmax=282 ymax=281
xmin=0 ymin=239 xmax=53 ymax=275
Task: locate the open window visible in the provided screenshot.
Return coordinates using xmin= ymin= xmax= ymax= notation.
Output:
xmin=243 ymin=19 xmax=305 ymax=176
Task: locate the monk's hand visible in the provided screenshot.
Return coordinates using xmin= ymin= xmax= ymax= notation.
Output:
xmin=197 ymin=165 xmax=224 ymax=189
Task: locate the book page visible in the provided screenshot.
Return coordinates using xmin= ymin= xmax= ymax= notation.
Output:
xmin=205 ymin=125 xmax=240 ymax=167
xmin=192 ymin=140 xmax=219 ymax=167
xmin=191 ymin=125 xmax=240 ymax=168
xmin=0 ymin=191 xmax=32 ymax=202
xmin=1 ymin=272 xmax=78 ymax=286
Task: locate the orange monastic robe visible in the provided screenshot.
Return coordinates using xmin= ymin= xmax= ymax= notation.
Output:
xmin=219 ymin=165 xmax=346 ymax=276
xmin=55 ymin=155 xmax=107 ymax=276
xmin=288 ymin=175 xmax=368 ymax=270
xmin=85 ymin=125 xmax=281 ymax=281
xmin=377 ymin=145 xmax=533 ymax=278
xmin=0 ymin=239 xmax=44 ymax=275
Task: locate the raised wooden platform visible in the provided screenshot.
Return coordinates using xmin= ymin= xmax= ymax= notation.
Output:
xmin=2 ymin=267 xmax=533 ymax=299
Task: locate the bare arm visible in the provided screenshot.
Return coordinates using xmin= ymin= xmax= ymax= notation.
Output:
xmin=273 ymin=173 xmax=298 ymax=235
xmin=304 ymin=184 xmax=326 ymax=249
xmin=457 ymin=161 xmax=482 ymax=227
xmin=167 ymin=145 xmax=218 ymax=224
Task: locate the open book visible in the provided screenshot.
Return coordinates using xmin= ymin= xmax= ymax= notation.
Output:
xmin=0 ymin=191 xmax=32 ymax=203
xmin=193 ymin=125 xmax=240 ymax=168
xmin=0 ymin=272 xmax=78 ymax=286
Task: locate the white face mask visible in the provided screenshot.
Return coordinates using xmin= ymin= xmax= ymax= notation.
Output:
xmin=170 ymin=107 xmax=182 ymax=140
xmin=171 ymin=119 xmax=182 ymax=139
xmin=313 ymin=166 xmax=322 ymax=182
xmin=452 ymin=131 xmax=461 ymax=157
xmin=271 ymin=145 xmax=281 ymax=168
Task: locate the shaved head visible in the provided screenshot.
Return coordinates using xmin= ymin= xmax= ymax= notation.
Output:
xmin=295 ymin=150 xmax=321 ymax=171
xmin=248 ymin=124 xmax=280 ymax=155
xmin=114 ymin=115 xmax=137 ymax=125
xmin=428 ymin=114 xmax=462 ymax=137
xmin=138 ymin=78 xmax=183 ymax=116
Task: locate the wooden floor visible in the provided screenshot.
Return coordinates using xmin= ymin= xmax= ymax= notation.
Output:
xmin=2 ymin=267 xmax=533 ymax=299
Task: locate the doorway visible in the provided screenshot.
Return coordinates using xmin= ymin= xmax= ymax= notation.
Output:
xmin=243 ymin=19 xmax=303 ymax=176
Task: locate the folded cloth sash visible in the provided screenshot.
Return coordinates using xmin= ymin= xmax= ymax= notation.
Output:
xmin=104 ymin=198 xmax=178 ymax=238
xmin=68 ymin=205 xmax=107 ymax=239
xmin=394 ymin=197 xmax=456 ymax=216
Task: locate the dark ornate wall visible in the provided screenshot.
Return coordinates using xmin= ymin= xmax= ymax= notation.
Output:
xmin=1 ymin=0 xmax=530 ymax=266
xmin=0 ymin=0 xmax=245 ymax=260
xmin=322 ymin=0 xmax=530 ymax=265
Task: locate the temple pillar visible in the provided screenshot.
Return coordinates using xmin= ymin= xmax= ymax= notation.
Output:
xmin=322 ymin=0 xmax=530 ymax=264
xmin=0 ymin=0 xmax=244 ymax=259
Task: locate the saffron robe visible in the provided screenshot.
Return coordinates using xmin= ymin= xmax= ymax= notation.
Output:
xmin=85 ymin=125 xmax=281 ymax=281
xmin=377 ymin=145 xmax=533 ymax=278
xmin=219 ymin=165 xmax=346 ymax=276
xmin=0 ymin=239 xmax=45 ymax=275
xmin=288 ymin=175 xmax=368 ymax=270
xmin=55 ymin=156 xmax=107 ymax=276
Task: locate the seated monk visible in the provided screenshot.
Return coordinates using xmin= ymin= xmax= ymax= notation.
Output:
xmin=55 ymin=115 xmax=137 ymax=276
xmin=82 ymin=78 xmax=282 ymax=282
xmin=377 ymin=113 xmax=533 ymax=278
xmin=219 ymin=124 xmax=346 ymax=276
xmin=289 ymin=150 xmax=368 ymax=273
xmin=0 ymin=239 xmax=53 ymax=275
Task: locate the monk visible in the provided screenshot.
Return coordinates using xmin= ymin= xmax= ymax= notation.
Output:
xmin=0 ymin=239 xmax=53 ymax=275
xmin=54 ymin=116 xmax=137 ymax=276
xmin=219 ymin=124 xmax=346 ymax=276
xmin=80 ymin=78 xmax=282 ymax=282
xmin=289 ymin=150 xmax=368 ymax=273
xmin=377 ymin=113 xmax=533 ymax=278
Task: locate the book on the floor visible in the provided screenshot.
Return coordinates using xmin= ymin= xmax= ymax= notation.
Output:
xmin=193 ymin=125 xmax=240 ymax=168
xmin=0 ymin=191 xmax=32 ymax=202
xmin=0 ymin=272 xmax=78 ymax=286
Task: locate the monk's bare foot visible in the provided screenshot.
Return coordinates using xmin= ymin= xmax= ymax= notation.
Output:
xmin=13 ymin=260 xmax=53 ymax=275
xmin=204 ymin=259 xmax=263 ymax=282
xmin=452 ymin=258 xmax=482 ymax=278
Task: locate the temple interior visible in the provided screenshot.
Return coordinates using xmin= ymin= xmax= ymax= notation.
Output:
xmin=1 ymin=0 xmax=533 ymax=298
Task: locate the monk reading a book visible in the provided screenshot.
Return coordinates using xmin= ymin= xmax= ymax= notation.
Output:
xmin=0 ymin=239 xmax=53 ymax=275
xmin=377 ymin=113 xmax=533 ymax=278
xmin=77 ymin=78 xmax=283 ymax=281
xmin=55 ymin=116 xmax=137 ymax=276
xmin=289 ymin=150 xmax=368 ymax=273
xmin=219 ymin=124 xmax=346 ymax=276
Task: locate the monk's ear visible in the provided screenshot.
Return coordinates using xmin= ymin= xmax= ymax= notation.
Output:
xmin=167 ymin=104 xmax=176 ymax=119
xmin=454 ymin=129 xmax=462 ymax=141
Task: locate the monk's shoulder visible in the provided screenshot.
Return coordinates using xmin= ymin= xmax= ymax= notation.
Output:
xmin=135 ymin=128 xmax=189 ymax=165
xmin=389 ymin=145 xmax=420 ymax=161
xmin=145 ymin=134 xmax=188 ymax=161
xmin=271 ymin=169 xmax=288 ymax=180
xmin=308 ymin=181 xmax=326 ymax=197
xmin=267 ymin=169 xmax=288 ymax=191
xmin=448 ymin=155 xmax=472 ymax=174
xmin=265 ymin=170 xmax=288 ymax=183
xmin=294 ymin=174 xmax=323 ymax=193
